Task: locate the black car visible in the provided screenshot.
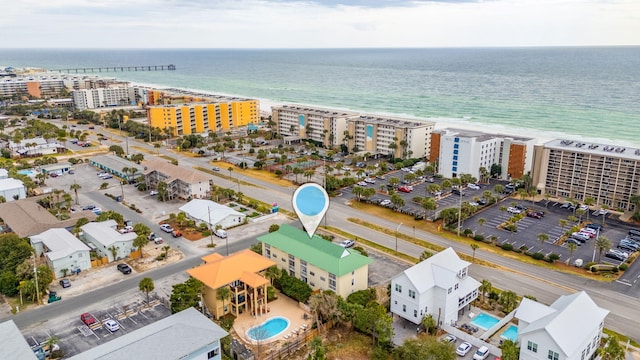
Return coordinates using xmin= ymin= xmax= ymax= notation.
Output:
xmin=117 ymin=263 xmax=132 ymax=274
xmin=82 ymin=205 xmax=96 ymax=211
xmin=605 ymin=252 xmax=626 ymax=261
xmin=586 ymin=223 xmax=604 ymax=231
xmin=566 ymin=238 xmax=582 ymax=246
xmin=59 ymin=278 xmax=71 ymax=288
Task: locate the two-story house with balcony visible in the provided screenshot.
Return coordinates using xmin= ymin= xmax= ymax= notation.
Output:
xmin=187 ymin=249 xmax=276 ymax=319
xmin=390 ymin=247 xmax=480 ymax=326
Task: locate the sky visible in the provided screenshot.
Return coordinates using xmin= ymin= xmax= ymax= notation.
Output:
xmin=2 ymin=0 xmax=639 ymax=48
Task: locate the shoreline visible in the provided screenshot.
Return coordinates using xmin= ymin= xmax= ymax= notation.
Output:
xmin=138 ymin=81 xmax=640 ymax=148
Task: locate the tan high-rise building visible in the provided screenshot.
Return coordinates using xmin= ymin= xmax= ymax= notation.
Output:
xmin=532 ymin=139 xmax=640 ymax=211
xmin=347 ymin=115 xmax=435 ymax=159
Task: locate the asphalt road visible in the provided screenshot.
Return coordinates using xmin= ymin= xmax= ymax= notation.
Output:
xmin=15 ymin=120 xmax=640 ymax=342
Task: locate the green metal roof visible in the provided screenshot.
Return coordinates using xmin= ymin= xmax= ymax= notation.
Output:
xmin=257 ymin=224 xmax=372 ymax=276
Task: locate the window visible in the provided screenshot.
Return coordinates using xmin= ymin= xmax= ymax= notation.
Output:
xmin=414 ymin=310 xmax=417 ymax=317
xmin=448 ymin=287 xmax=452 ymax=294
xmin=527 ymin=341 xmax=538 ymax=353
xmin=408 ymin=290 xmax=415 ymax=299
xmin=207 ymin=348 xmax=220 ymax=359
xmin=402 ymin=304 xmax=406 ymax=312
xmin=395 ymin=284 xmax=402 ymax=293
xmin=548 ymin=351 xmax=559 ymax=360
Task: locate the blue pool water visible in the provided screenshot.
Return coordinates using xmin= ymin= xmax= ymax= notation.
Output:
xmin=17 ymin=169 xmax=36 ymax=176
xmin=247 ymin=317 xmax=289 ymax=341
xmin=470 ymin=313 xmax=500 ymax=330
xmin=501 ymin=325 xmax=518 ymax=341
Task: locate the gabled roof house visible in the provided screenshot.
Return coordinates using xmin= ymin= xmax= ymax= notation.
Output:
xmin=81 ymin=220 xmax=137 ymax=262
xmin=178 ymin=199 xmax=245 ymax=230
xmin=515 ymin=291 xmax=609 ymax=360
xmin=30 ymin=228 xmax=91 ymax=278
xmin=390 ymin=247 xmax=480 ymax=326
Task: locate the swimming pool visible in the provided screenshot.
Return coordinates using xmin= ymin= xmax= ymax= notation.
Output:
xmin=501 ymin=325 xmax=518 ymax=341
xmin=247 ymin=317 xmax=290 ymax=341
xmin=470 ymin=313 xmax=500 ymax=330
xmin=17 ymin=169 xmax=36 ymax=176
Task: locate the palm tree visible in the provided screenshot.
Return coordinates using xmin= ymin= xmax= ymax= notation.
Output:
xmin=559 ymin=219 xmax=568 ymax=234
xmin=499 ymin=290 xmax=518 ymax=313
xmin=421 ymin=197 xmax=437 ymax=220
xmin=69 ymin=182 xmax=81 ymax=205
xmin=596 ymin=236 xmax=612 ymax=263
xmin=479 ymin=279 xmax=492 ymax=303
xmin=477 ymin=217 xmax=486 ymax=228
xmin=567 ymin=242 xmax=577 ymax=264
xmin=139 ymin=277 xmax=155 ymax=305
xmin=598 ymin=335 xmax=626 ymax=360
xmin=264 ymin=266 xmax=281 ymax=285
xmin=470 ymin=243 xmax=479 ymax=262
xmin=584 ymin=196 xmax=595 ymax=221
xmin=216 ymin=286 xmax=232 ymax=318
xmin=537 ymin=233 xmax=549 ymax=246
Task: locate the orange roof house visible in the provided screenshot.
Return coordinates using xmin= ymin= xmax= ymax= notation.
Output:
xmin=187 ymin=250 xmax=275 ymax=319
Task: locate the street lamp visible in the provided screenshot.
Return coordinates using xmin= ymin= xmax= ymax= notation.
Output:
xmin=395 ymin=222 xmax=403 ymax=252
xmin=457 ymin=187 xmax=463 ymax=236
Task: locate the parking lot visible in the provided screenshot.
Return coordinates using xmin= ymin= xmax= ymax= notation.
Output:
xmin=22 ymin=299 xmax=172 ymax=357
xmin=462 ymin=198 xmax=632 ymax=267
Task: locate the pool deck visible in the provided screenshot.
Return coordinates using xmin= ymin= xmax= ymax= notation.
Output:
xmin=455 ymin=306 xmax=518 ymax=348
xmin=232 ymin=293 xmax=312 ymax=345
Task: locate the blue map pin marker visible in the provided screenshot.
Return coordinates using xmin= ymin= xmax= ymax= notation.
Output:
xmin=292 ymin=183 xmax=329 ymax=238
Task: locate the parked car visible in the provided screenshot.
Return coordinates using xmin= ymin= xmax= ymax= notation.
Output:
xmin=526 ymin=211 xmax=542 ymax=219
xmin=452 ymin=189 xmax=466 ymax=196
xmin=456 ymin=342 xmax=473 ymax=356
xmin=473 ymin=346 xmax=490 ymax=360
xmin=154 ymin=237 xmax=164 ymax=244
xmin=150 ymin=190 xmax=159 ymax=196
xmin=586 ymin=223 xmax=604 ymax=231
xmin=398 ymin=186 xmax=411 ymax=193
xmin=80 ymin=312 xmax=97 ymax=326
xmin=605 ymin=250 xmax=626 ymax=261
xmin=82 ymin=204 xmax=96 ymax=211
xmin=104 ymin=319 xmax=120 ymax=332
xmin=214 ymin=229 xmax=228 ymax=238
xmin=467 ymin=184 xmax=480 ymax=190
xmin=380 ymin=199 xmax=392 ymax=206
xmin=172 ymin=230 xmax=182 ymax=238
xmin=566 ymin=238 xmax=582 ymax=246
xmin=212 ymin=166 xmax=221 ymax=171
xmin=339 ymin=239 xmax=355 ymax=248
xmin=117 ymin=263 xmax=132 ymax=274
xmin=119 ymin=225 xmax=134 ymax=234
xmin=59 ymin=278 xmax=71 ymax=288
xmin=507 ymin=207 xmax=521 ymax=214
xmin=160 ymin=224 xmax=173 ymax=233
xmin=442 ymin=334 xmax=457 ymax=344
xmin=571 ymin=233 xmax=589 ymax=242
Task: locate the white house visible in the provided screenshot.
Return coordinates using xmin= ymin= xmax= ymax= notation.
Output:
xmin=178 ymin=199 xmax=246 ymax=230
xmin=0 ymin=178 xmax=26 ymax=201
xmin=81 ymin=220 xmax=137 ymax=262
xmin=8 ymin=137 xmax=64 ymax=156
xmin=515 ymin=291 xmax=609 ymax=360
xmin=30 ymin=228 xmax=91 ymax=278
xmin=390 ymin=247 xmax=480 ymax=327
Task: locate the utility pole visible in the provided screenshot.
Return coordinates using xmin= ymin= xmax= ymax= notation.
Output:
xmin=457 ymin=188 xmax=463 ymax=236
xmin=33 ymin=256 xmax=40 ymax=305
xmin=207 ymin=206 xmax=214 ymax=248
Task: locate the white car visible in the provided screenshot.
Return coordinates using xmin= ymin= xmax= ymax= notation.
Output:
xmin=467 ymin=184 xmax=480 ymax=190
xmin=380 ymin=199 xmax=392 ymax=206
xmin=507 ymin=207 xmax=521 ymax=214
xmin=339 ymin=239 xmax=355 ymax=248
xmin=214 ymin=229 xmax=228 ymax=238
xmin=104 ymin=319 xmax=120 ymax=332
xmin=442 ymin=334 xmax=457 ymax=344
xmin=160 ymin=224 xmax=173 ymax=233
xmin=473 ymin=346 xmax=490 ymax=360
xmin=150 ymin=190 xmax=159 ymax=196
xmin=456 ymin=342 xmax=472 ymax=356
xmin=579 ymin=204 xmax=589 ymax=211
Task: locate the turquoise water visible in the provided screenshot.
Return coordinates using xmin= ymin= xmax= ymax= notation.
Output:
xmin=295 ymin=186 xmax=327 ymax=216
xmin=471 ymin=313 xmax=500 ymax=330
xmin=501 ymin=325 xmax=518 ymax=341
xmin=17 ymin=169 xmax=36 ymax=176
xmin=247 ymin=317 xmax=289 ymax=341
xmin=2 ymin=48 xmax=639 ymax=146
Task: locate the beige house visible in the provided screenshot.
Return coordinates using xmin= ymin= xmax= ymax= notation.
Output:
xmin=143 ymin=158 xmax=212 ymax=200
xmin=187 ymin=250 xmax=276 ymax=319
xmin=258 ymin=224 xmax=372 ymax=299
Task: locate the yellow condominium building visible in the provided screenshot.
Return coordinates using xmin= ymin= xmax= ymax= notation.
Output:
xmin=147 ymin=100 xmax=259 ymax=136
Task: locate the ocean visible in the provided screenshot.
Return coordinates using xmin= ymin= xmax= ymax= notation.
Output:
xmin=1 ymin=47 xmax=639 ymax=147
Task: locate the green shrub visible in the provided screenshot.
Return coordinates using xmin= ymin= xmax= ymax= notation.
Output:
xmin=519 ymin=245 xmax=528 ymax=252
xmin=591 ymin=266 xmax=597 ymax=272
xmin=501 ymin=243 xmax=513 ymax=251
xmin=547 ymin=253 xmax=560 ymax=263
xmin=463 ymin=228 xmax=473 ymax=237
xmin=619 ymin=264 xmax=629 ymax=271
xmin=532 ymin=252 xmax=545 ymax=260
xmin=584 ymin=262 xmax=597 ymax=270
xmin=473 ymin=234 xmax=485 ymax=242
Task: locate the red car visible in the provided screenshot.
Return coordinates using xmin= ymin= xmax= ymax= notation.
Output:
xmin=398 ymin=186 xmax=411 ymax=193
xmin=80 ymin=312 xmax=96 ymax=326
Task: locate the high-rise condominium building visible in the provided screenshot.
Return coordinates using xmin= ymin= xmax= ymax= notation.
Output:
xmin=271 ymin=105 xmax=359 ymax=148
xmin=532 ymin=140 xmax=640 ymax=211
xmin=430 ymin=129 xmax=535 ymax=180
xmin=347 ymin=115 xmax=435 ymax=159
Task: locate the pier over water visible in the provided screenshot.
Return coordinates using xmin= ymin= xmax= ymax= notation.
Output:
xmin=53 ymin=64 xmax=176 ymax=73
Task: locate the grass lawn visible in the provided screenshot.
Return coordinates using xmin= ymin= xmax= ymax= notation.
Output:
xmin=324 ymin=328 xmax=377 ymax=360
xmin=211 ymin=161 xmax=294 ymax=188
